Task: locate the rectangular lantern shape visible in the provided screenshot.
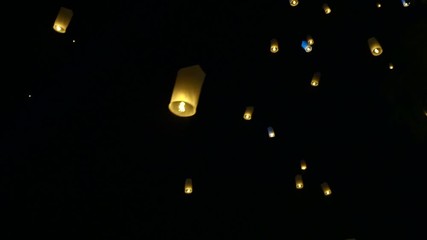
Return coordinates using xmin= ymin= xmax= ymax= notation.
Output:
xmin=295 ymin=174 xmax=304 ymax=189
xmin=53 ymin=7 xmax=73 ymax=33
xmin=311 ymin=72 xmax=321 ymax=87
xmin=323 ymin=3 xmax=331 ymax=14
xmin=321 ymin=182 xmax=332 ymax=196
xmin=270 ymin=38 xmax=279 ymax=53
xmin=169 ymin=65 xmax=206 ymax=117
xmin=368 ymin=37 xmax=383 ymax=56
xmin=184 ymin=178 xmax=193 ymax=194
xmin=306 ymin=35 xmax=314 ymax=45
xmin=267 ymin=127 xmax=275 ymax=138
xmin=243 ymin=106 xmax=254 ymax=120
xmin=300 ymin=159 xmax=307 ymax=170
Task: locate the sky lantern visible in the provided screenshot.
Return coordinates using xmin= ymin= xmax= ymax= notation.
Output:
xmin=243 ymin=106 xmax=254 ymax=120
xmin=53 ymin=7 xmax=73 ymax=33
xmin=368 ymin=37 xmax=383 ymax=56
xmin=184 ymin=178 xmax=193 ymax=194
xmin=321 ymin=182 xmax=332 ymax=196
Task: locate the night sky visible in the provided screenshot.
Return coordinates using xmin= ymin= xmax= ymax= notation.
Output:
xmin=2 ymin=0 xmax=427 ymax=239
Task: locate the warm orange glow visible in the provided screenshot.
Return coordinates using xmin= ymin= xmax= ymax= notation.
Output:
xmin=307 ymin=35 xmax=314 ymax=45
xmin=53 ymin=7 xmax=73 ymax=33
xmin=184 ymin=178 xmax=193 ymax=194
xmin=289 ymin=0 xmax=299 ymax=7
xmin=243 ymin=106 xmax=254 ymax=120
xmin=270 ymin=38 xmax=279 ymax=53
xmin=321 ymin=182 xmax=332 ymax=196
xmin=323 ymin=4 xmax=331 ymax=14
xmin=368 ymin=37 xmax=383 ymax=56
xmin=311 ymin=72 xmax=321 ymax=87
xmin=295 ymin=174 xmax=303 ymax=189
xmin=300 ymin=159 xmax=307 ymax=170
xmin=169 ymin=65 xmax=206 ymax=117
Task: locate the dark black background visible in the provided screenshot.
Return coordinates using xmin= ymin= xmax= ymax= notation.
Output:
xmin=1 ymin=0 xmax=426 ymax=239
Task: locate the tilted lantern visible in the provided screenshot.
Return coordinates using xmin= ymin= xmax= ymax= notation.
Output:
xmin=321 ymin=182 xmax=332 ymax=196
xmin=301 ymin=40 xmax=312 ymax=53
xmin=311 ymin=72 xmax=321 ymax=87
xmin=169 ymin=65 xmax=206 ymax=117
xmin=243 ymin=106 xmax=254 ymax=120
xmin=53 ymin=7 xmax=73 ymax=33
xmin=267 ymin=127 xmax=275 ymax=138
xmin=401 ymin=0 xmax=410 ymax=7
xmin=306 ymin=35 xmax=314 ymax=46
xmin=368 ymin=37 xmax=383 ymax=56
xmin=270 ymin=38 xmax=279 ymax=53
xmin=184 ymin=178 xmax=193 ymax=194
xmin=295 ymin=174 xmax=304 ymax=189
xmin=323 ymin=3 xmax=331 ymax=14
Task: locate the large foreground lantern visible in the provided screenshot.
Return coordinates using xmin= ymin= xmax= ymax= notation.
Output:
xmin=169 ymin=65 xmax=206 ymax=117
xmin=368 ymin=37 xmax=383 ymax=56
xmin=53 ymin=7 xmax=73 ymax=33
xmin=184 ymin=178 xmax=193 ymax=194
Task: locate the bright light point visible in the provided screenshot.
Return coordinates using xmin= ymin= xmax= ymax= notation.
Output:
xmin=297 ymin=184 xmax=303 ymax=189
xmin=374 ymin=48 xmax=380 ymax=54
xmin=244 ymin=114 xmax=251 ymax=120
xmin=325 ymin=190 xmax=331 ymax=195
xmin=28 ymin=94 xmax=31 ymax=98
xmin=72 ymin=40 xmax=76 ymax=43
xmin=305 ymin=46 xmax=312 ymax=52
xmin=301 ymin=166 xmax=306 ymax=170
xmin=402 ymin=0 xmax=410 ymax=7
xmin=178 ymin=101 xmax=186 ymax=112
xmin=270 ymin=46 xmax=278 ymax=53
xmin=54 ymin=25 xmax=63 ymax=32
xmin=377 ymin=3 xmax=381 ymax=8
xmin=389 ymin=63 xmax=394 ymax=69
xmin=267 ymin=127 xmax=275 ymax=138
xmin=311 ymin=80 xmax=319 ymax=87
xmin=290 ymin=0 xmax=298 ymax=6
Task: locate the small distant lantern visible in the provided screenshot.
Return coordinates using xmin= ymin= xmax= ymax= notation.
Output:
xmin=53 ymin=7 xmax=73 ymax=33
xmin=306 ymin=35 xmax=314 ymax=46
xmin=169 ymin=65 xmax=206 ymax=117
xmin=295 ymin=174 xmax=304 ymax=189
xmin=289 ymin=0 xmax=299 ymax=7
xmin=321 ymin=182 xmax=332 ymax=196
xmin=424 ymin=109 xmax=427 ymax=117
xmin=323 ymin=3 xmax=331 ymax=14
xmin=267 ymin=127 xmax=275 ymax=138
xmin=368 ymin=37 xmax=383 ymax=56
xmin=376 ymin=3 xmax=382 ymax=8
xmin=311 ymin=72 xmax=321 ymax=87
xmin=301 ymin=40 xmax=312 ymax=53
xmin=243 ymin=106 xmax=254 ymax=120
xmin=300 ymin=159 xmax=307 ymax=170
xmin=184 ymin=178 xmax=193 ymax=194
xmin=270 ymin=38 xmax=279 ymax=53
xmin=389 ymin=63 xmax=394 ymax=70
xmin=401 ymin=0 xmax=410 ymax=7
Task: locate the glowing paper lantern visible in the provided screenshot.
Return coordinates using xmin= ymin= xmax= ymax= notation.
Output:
xmin=300 ymin=159 xmax=307 ymax=170
xmin=376 ymin=3 xmax=382 ymax=8
xmin=323 ymin=3 xmax=331 ymax=14
xmin=401 ymin=0 xmax=410 ymax=7
xmin=368 ymin=37 xmax=383 ymax=56
xmin=311 ymin=72 xmax=321 ymax=87
xmin=169 ymin=65 xmax=206 ymax=117
xmin=53 ymin=7 xmax=73 ymax=33
xmin=321 ymin=182 xmax=332 ymax=196
xmin=267 ymin=127 xmax=275 ymax=138
xmin=270 ymin=38 xmax=279 ymax=53
xmin=184 ymin=178 xmax=193 ymax=194
xmin=243 ymin=106 xmax=254 ymax=120
xmin=295 ymin=174 xmax=304 ymax=189
xmin=306 ymin=35 xmax=314 ymax=46
xmin=289 ymin=0 xmax=299 ymax=7
xmin=389 ymin=63 xmax=394 ymax=70
xmin=301 ymin=40 xmax=312 ymax=52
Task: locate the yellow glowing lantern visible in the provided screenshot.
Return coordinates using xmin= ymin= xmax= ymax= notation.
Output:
xmin=184 ymin=178 xmax=193 ymax=194
xmin=389 ymin=63 xmax=394 ymax=69
xmin=311 ymin=72 xmax=321 ymax=87
xmin=368 ymin=37 xmax=383 ymax=56
xmin=307 ymin=35 xmax=314 ymax=46
xmin=323 ymin=3 xmax=331 ymax=14
xmin=321 ymin=182 xmax=332 ymax=196
xmin=243 ymin=106 xmax=254 ymax=120
xmin=300 ymin=159 xmax=307 ymax=170
xmin=289 ymin=0 xmax=299 ymax=7
xmin=267 ymin=127 xmax=275 ymax=138
xmin=295 ymin=174 xmax=304 ymax=189
xmin=402 ymin=0 xmax=410 ymax=7
xmin=376 ymin=3 xmax=382 ymax=8
xmin=169 ymin=65 xmax=206 ymax=117
xmin=270 ymin=38 xmax=279 ymax=53
xmin=53 ymin=7 xmax=73 ymax=33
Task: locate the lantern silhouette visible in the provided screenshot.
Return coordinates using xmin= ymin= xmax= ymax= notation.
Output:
xmin=321 ymin=182 xmax=332 ymax=196
xmin=295 ymin=174 xmax=304 ymax=189
xmin=323 ymin=3 xmax=331 ymax=14
xmin=270 ymin=38 xmax=279 ymax=53
xmin=53 ymin=7 xmax=73 ymax=33
xmin=184 ymin=178 xmax=193 ymax=194
xmin=300 ymin=159 xmax=307 ymax=170
xmin=289 ymin=0 xmax=299 ymax=7
xmin=311 ymin=72 xmax=321 ymax=87
xmin=267 ymin=127 xmax=275 ymax=138
xmin=243 ymin=106 xmax=254 ymax=120
xmin=368 ymin=37 xmax=383 ymax=56
xmin=169 ymin=65 xmax=206 ymax=117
